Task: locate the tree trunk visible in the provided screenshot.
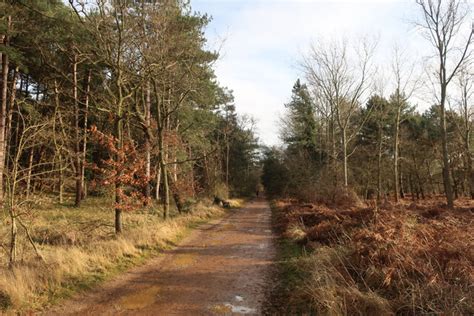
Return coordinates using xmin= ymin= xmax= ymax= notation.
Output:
xmin=168 ymin=170 xmax=184 ymax=214
xmin=26 ymin=148 xmax=34 ymax=199
xmin=5 ymin=66 xmax=18 ymax=157
xmin=440 ymin=82 xmax=454 ymax=207
xmin=377 ymin=125 xmax=383 ymax=202
xmin=155 ymin=164 xmax=161 ymax=201
xmin=467 ymin=144 xmax=474 ymax=199
xmin=9 ymin=212 xmax=17 ymax=267
xmin=462 ymin=85 xmax=474 ymax=198
xmin=115 ymin=208 xmax=122 ymax=234
xmin=409 ymin=174 xmax=415 ymax=201
xmin=342 ymin=127 xmax=348 ymax=187
xmin=59 ymin=153 xmax=64 ymax=204
xmin=161 ymin=159 xmax=169 ymax=219
xmin=73 ymin=58 xmax=82 ymax=207
xmin=144 ymin=82 xmax=151 ymax=204
xmin=80 ymin=70 xmax=91 ymax=200
xmin=0 ymin=17 xmax=11 ymax=205
xmin=393 ymin=102 xmax=401 ymax=202
xmin=426 ymin=160 xmax=436 ymax=196
xmin=114 ymin=67 xmax=125 ymax=234
xmin=114 ymin=118 xmax=123 ymax=233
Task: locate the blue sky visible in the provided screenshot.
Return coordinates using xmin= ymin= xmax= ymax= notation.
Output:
xmin=190 ymin=0 xmax=427 ymax=145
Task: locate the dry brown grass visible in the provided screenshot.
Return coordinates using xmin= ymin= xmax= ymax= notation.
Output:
xmin=0 ymin=196 xmax=224 ymax=312
xmin=276 ymin=197 xmax=474 ymax=315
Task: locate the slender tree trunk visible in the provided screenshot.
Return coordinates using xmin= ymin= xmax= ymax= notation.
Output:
xmin=115 ymin=97 xmax=124 ymax=234
xmin=426 ymin=160 xmax=435 ymax=196
xmin=113 ymin=55 xmax=126 ymax=234
xmin=342 ymin=127 xmax=348 ymax=187
xmin=416 ymin=170 xmax=425 ymax=199
xmin=467 ymin=143 xmax=474 ymax=199
xmin=160 ymin=145 xmax=169 ymax=219
xmin=59 ymin=153 xmax=64 ymax=204
xmin=377 ymin=125 xmax=383 ymax=202
xmin=399 ymin=170 xmax=405 ymax=199
xmin=153 ymin=81 xmax=169 ymax=218
xmin=155 ymin=164 xmax=161 ymax=201
xmin=9 ymin=212 xmax=17 ymax=267
xmin=330 ymin=116 xmax=337 ymax=187
xmin=461 ymin=83 xmax=474 ymax=198
xmin=80 ymin=70 xmax=91 ymax=200
xmin=393 ymin=102 xmax=401 ymax=202
xmin=53 ymin=81 xmax=64 ymax=203
xmin=161 ymin=160 xmax=169 ymax=219
xmin=440 ymin=82 xmax=454 ymax=207
xmin=144 ymin=82 xmax=151 ymax=204
xmin=26 ymin=148 xmax=34 ymax=198
xmin=409 ymin=174 xmax=415 ymax=201
xmin=5 ymin=66 xmax=18 ymax=158
xmin=73 ymin=58 xmax=82 ymax=207
xmin=0 ymin=18 xmax=11 ymax=206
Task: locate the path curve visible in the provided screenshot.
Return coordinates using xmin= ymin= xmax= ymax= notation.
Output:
xmin=47 ymin=198 xmax=275 ymax=315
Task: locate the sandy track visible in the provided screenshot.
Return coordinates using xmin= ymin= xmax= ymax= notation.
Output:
xmin=46 ymin=199 xmax=275 ymax=315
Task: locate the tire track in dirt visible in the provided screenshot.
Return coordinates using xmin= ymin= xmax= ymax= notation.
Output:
xmin=46 ymin=199 xmax=275 ymax=315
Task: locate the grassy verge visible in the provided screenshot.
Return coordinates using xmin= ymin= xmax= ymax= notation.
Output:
xmin=0 ymin=196 xmax=235 ymax=313
xmin=263 ymin=200 xmax=313 ymax=315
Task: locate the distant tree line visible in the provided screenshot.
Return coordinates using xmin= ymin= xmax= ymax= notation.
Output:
xmin=262 ymin=0 xmax=473 ymax=207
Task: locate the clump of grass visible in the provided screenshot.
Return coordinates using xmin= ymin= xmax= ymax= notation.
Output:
xmin=0 ymin=196 xmax=224 ymax=312
xmin=300 ymin=246 xmax=392 ymax=316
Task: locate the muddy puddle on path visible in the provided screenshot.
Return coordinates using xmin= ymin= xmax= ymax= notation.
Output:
xmin=210 ymin=295 xmax=257 ymax=315
xmin=118 ymin=286 xmax=160 ymax=310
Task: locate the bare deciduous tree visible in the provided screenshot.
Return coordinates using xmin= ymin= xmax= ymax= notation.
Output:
xmin=416 ymin=0 xmax=473 ymax=207
xmin=303 ymin=38 xmax=376 ymax=187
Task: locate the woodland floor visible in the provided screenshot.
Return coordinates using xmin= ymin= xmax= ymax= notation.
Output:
xmin=45 ymin=198 xmax=276 ymax=316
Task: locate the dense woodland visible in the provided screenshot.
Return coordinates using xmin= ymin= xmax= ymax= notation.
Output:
xmin=263 ymin=0 xmax=473 ymax=208
xmin=0 ymin=0 xmax=259 ymax=265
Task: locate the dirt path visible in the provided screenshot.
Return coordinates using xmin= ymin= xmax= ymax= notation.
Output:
xmin=47 ymin=199 xmax=275 ymax=315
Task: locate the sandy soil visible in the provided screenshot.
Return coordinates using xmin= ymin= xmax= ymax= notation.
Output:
xmin=45 ymin=198 xmax=275 ymax=315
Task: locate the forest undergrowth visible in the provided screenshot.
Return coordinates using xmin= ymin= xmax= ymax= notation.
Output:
xmin=270 ymin=192 xmax=473 ymax=315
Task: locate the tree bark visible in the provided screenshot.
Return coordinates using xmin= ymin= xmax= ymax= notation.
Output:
xmin=80 ymin=70 xmax=91 ymax=200
xmin=144 ymin=82 xmax=151 ymax=203
xmin=59 ymin=153 xmax=64 ymax=204
xmin=155 ymin=164 xmax=161 ymax=201
xmin=5 ymin=66 xmax=18 ymax=158
xmin=0 ymin=17 xmax=11 ymax=205
xmin=9 ymin=212 xmax=17 ymax=267
xmin=26 ymin=148 xmax=34 ymax=199
xmin=393 ymin=98 xmax=401 ymax=202
xmin=342 ymin=127 xmax=348 ymax=187
xmin=73 ymin=57 xmax=83 ymax=207
xmin=377 ymin=124 xmax=383 ymax=202
xmin=440 ymin=82 xmax=454 ymax=207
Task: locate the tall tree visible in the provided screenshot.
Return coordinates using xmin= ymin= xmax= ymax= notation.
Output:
xmin=303 ymin=38 xmax=376 ymax=186
xmin=416 ymin=0 xmax=473 ymax=207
